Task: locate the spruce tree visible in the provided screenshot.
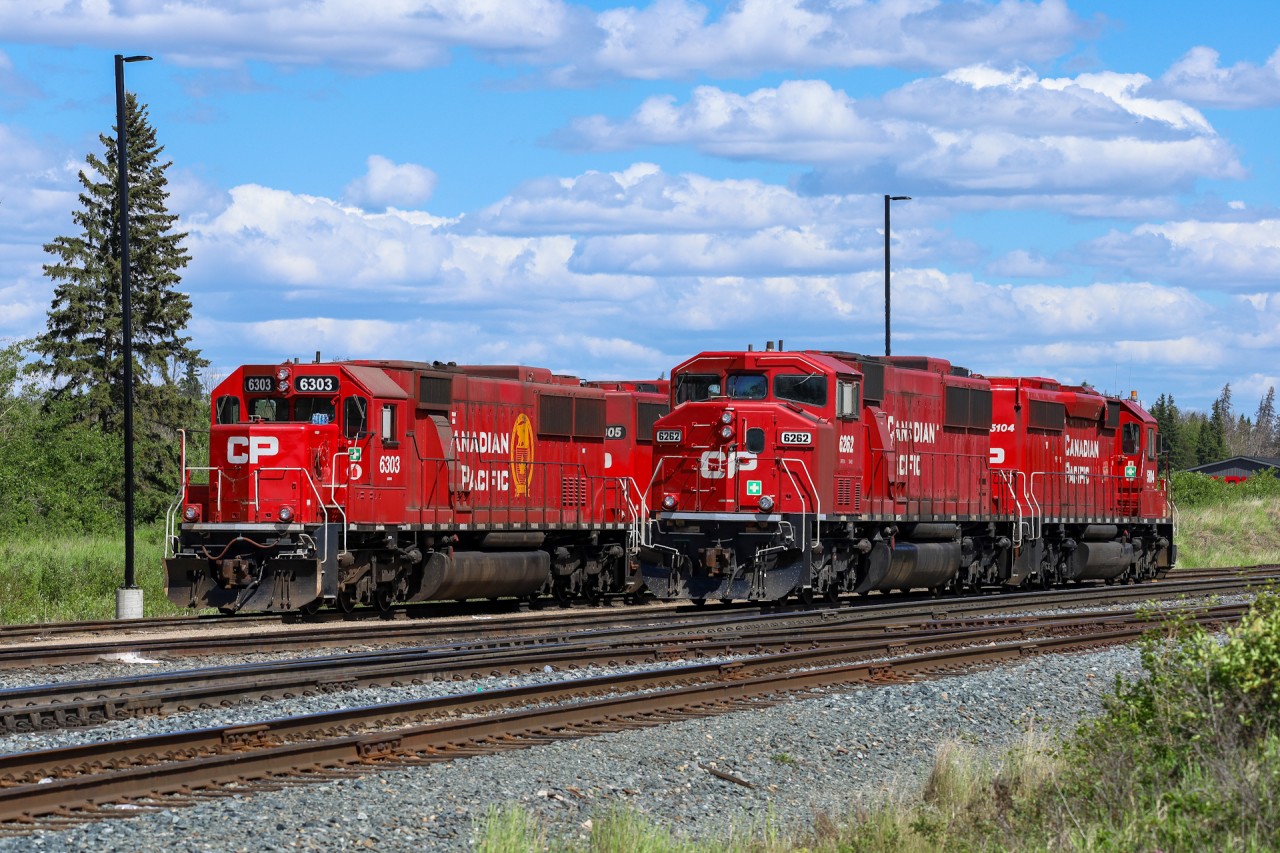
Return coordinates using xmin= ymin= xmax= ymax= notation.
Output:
xmin=1254 ymin=387 xmax=1276 ymax=456
xmin=33 ymin=94 xmax=207 ymax=519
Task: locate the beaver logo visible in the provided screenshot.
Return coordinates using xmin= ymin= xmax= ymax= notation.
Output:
xmin=510 ymin=414 xmax=534 ymax=497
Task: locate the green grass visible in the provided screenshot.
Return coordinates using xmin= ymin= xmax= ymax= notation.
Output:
xmin=1173 ymin=495 xmax=1280 ymax=569
xmin=0 ymin=524 xmax=190 ymax=623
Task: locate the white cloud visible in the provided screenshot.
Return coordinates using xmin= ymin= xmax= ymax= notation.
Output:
xmin=586 ymin=0 xmax=1084 ymax=79
xmin=563 ymin=68 xmax=1242 ymax=195
xmin=985 ymin=249 xmax=1065 ymax=278
xmin=1 ymin=0 xmax=574 ymax=70
xmin=477 ymin=163 xmax=871 ymax=235
xmin=0 ymin=0 xmax=1086 ymax=78
xmin=342 ymin=155 xmax=437 ymax=211
xmin=1085 ymin=219 xmax=1280 ymax=288
xmin=1159 ymin=45 xmax=1280 ymax=109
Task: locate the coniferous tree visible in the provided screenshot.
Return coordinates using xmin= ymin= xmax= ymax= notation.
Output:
xmin=1254 ymin=387 xmax=1277 ymax=456
xmin=32 ymin=94 xmax=206 ymax=519
xmin=1197 ymin=385 xmax=1232 ymax=465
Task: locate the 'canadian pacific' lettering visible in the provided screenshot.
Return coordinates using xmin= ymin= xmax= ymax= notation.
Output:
xmin=1065 ymin=437 xmax=1100 ymax=458
xmin=453 ymin=431 xmax=511 ymax=454
xmin=886 ymin=417 xmax=937 ymax=445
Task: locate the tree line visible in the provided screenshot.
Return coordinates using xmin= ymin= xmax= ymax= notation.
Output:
xmin=0 ymin=96 xmax=1267 ymax=535
xmin=1150 ymin=384 xmax=1280 ymax=471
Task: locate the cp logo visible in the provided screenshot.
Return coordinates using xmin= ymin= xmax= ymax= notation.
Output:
xmin=227 ymin=436 xmax=279 ymax=464
xmin=699 ymin=450 xmax=757 ymax=479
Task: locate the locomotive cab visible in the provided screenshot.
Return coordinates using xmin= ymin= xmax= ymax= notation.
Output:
xmin=166 ymin=362 xmax=408 ymax=612
xmin=642 ymin=351 xmax=859 ymax=601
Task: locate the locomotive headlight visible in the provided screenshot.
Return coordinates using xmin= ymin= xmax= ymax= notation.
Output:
xmin=182 ymin=505 xmax=200 ymax=522
xmin=758 ymin=495 xmax=775 ymax=512
xmin=719 ymin=425 xmax=734 ymax=440
xmin=278 ymin=505 xmax=294 ymax=523
xmin=720 ymin=411 xmax=733 ymax=425
xmin=661 ymin=494 xmax=678 ymax=511
xmin=277 ymin=379 xmax=291 ymax=393
xmin=276 ymin=366 xmax=291 ymax=381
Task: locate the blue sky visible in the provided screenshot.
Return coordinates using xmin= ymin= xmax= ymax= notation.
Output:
xmin=2 ymin=1 xmax=1278 ymax=414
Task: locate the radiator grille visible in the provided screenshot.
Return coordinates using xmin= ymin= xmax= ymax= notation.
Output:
xmin=562 ymin=477 xmax=587 ymax=507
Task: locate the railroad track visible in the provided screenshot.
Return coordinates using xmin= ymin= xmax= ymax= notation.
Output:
xmin=0 ymin=600 xmax=1244 ymax=830
xmin=2 ymin=567 xmax=1274 ymax=670
xmin=5 ymin=598 xmax=1231 ymax=735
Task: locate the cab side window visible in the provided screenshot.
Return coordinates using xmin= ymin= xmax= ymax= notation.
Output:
xmin=1146 ymin=427 xmax=1156 ymax=460
xmin=215 ymin=396 xmax=241 ymax=424
xmin=343 ymin=396 xmax=368 ymax=439
xmin=836 ymin=380 xmax=860 ymax=420
xmin=381 ymin=404 xmax=398 ymax=445
xmin=1122 ymin=423 xmax=1140 ymax=455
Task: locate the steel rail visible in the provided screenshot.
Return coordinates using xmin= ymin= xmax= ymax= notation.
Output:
xmin=0 ymin=604 xmax=1241 ymax=826
xmin=0 ymin=570 xmax=1272 ymax=670
xmin=0 ymin=600 xmax=1251 ymax=735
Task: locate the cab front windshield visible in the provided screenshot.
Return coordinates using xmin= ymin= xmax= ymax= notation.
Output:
xmin=233 ymin=396 xmax=337 ymax=425
xmin=675 ymin=373 xmax=721 ymax=404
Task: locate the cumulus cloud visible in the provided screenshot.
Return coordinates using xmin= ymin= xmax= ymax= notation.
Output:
xmin=584 ymin=0 xmax=1086 ymax=79
xmin=342 ymin=156 xmax=438 ymax=211
xmin=0 ymin=0 xmax=1085 ymax=78
xmin=562 ymin=67 xmax=1242 ymax=196
xmin=1084 ymin=219 xmax=1280 ymax=289
xmin=1158 ymin=46 xmax=1280 ymax=109
xmin=1 ymin=0 xmax=575 ymax=70
xmin=985 ymin=250 xmax=1065 ymax=278
xmin=476 ymin=163 xmax=872 ymax=235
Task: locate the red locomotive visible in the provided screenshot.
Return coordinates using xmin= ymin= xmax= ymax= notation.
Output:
xmin=164 ymin=359 xmax=667 ymax=613
xmin=638 ymin=346 xmax=1173 ymax=602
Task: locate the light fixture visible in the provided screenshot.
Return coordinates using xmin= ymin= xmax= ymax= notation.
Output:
xmin=661 ymin=495 xmax=677 ymax=510
xmin=720 ymin=411 xmax=733 ymax=424
xmin=278 ymin=505 xmax=294 ymax=523
xmin=183 ymin=505 xmax=200 ymax=522
xmin=719 ymin=425 xmax=734 ymax=440
xmin=758 ymin=495 xmax=775 ymax=512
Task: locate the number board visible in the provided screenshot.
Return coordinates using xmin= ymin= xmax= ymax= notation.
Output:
xmin=294 ymin=375 xmax=339 ymax=394
xmin=244 ymin=376 xmax=274 ymax=394
xmin=780 ymin=431 xmax=813 ymax=445
xmin=656 ymin=429 xmax=682 ymax=443
xmin=605 ymin=425 xmax=626 ymax=440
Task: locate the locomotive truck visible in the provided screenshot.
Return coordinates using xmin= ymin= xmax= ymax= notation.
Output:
xmin=164 ymin=359 xmax=668 ymax=613
xmin=637 ymin=347 xmax=1174 ymax=603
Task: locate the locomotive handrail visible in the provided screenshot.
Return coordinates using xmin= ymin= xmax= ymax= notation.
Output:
xmin=777 ymin=457 xmax=821 ymax=547
xmin=638 ymin=456 xmax=687 ymax=559
xmin=992 ymin=469 xmax=1024 ymax=548
xmin=252 ymin=466 xmax=346 ymax=563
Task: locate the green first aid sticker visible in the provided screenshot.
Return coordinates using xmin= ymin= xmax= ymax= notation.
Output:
xmin=746 ymin=480 xmax=762 ymax=496
xmin=1124 ymin=463 xmax=1136 ymax=478
xmin=348 ymin=447 xmax=363 ymax=462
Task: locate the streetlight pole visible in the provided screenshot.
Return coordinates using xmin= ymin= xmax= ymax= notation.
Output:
xmin=115 ymin=53 xmax=152 ymax=620
xmin=884 ymin=194 xmax=910 ymax=357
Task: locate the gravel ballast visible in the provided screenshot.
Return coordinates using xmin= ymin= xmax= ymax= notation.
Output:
xmin=2 ymin=643 xmax=1146 ymax=852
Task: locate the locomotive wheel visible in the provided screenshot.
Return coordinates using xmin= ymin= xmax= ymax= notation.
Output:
xmin=797 ymin=587 xmax=815 ymax=607
xmin=337 ymin=587 xmax=358 ymax=614
xmin=825 ymin=585 xmax=841 ymax=605
xmin=690 ymin=598 xmax=707 ymax=608
xmin=374 ymin=586 xmax=394 ymax=615
xmin=299 ymin=599 xmax=321 ymax=617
